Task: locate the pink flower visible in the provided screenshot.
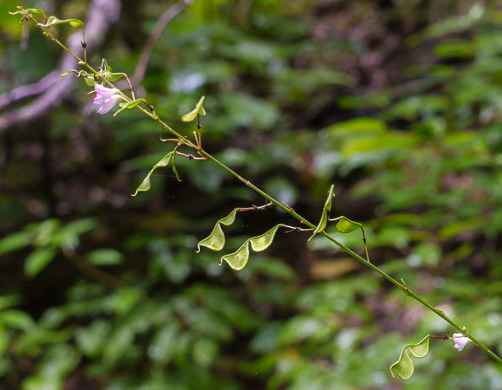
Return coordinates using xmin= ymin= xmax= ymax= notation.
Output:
xmin=93 ymin=84 xmax=122 ymax=114
xmin=452 ymin=333 xmax=471 ymax=352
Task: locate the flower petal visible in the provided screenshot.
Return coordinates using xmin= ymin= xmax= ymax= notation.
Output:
xmin=96 ymin=97 xmax=117 ymax=114
xmin=94 ymin=84 xmax=120 ymax=99
xmin=452 ymin=333 xmax=471 ymax=352
xmin=93 ymin=95 xmax=109 ymax=105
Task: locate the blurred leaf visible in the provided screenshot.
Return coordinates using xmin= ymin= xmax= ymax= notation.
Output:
xmin=192 ymin=338 xmax=219 ymax=368
xmin=53 ymin=219 xmax=97 ymax=248
xmin=0 ymin=310 xmax=34 ymax=331
xmin=75 ymin=320 xmax=110 ymax=358
xmin=439 ymin=218 xmax=484 ymax=240
xmin=278 ymin=315 xmax=335 ymax=346
xmin=31 ymin=344 xmax=81 ymax=386
xmin=149 ymin=322 xmax=181 ymax=364
xmin=434 ymin=39 xmax=476 ymax=58
xmin=103 ymin=324 xmax=135 ymax=365
xmin=0 ymin=231 xmax=33 ymax=254
xmin=24 ymin=248 xmax=57 ymax=278
xmin=87 ymin=249 xmax=124 ymax=266
xmin=29 ymin=219 xmax=60 ymax=247
xmin=341 ymin=133 xmax=418 ymax=157
xmin=412 ymin=243 xmax=442 ymax=267
xmin=220 ymin=92 xmax=279 ymax=130
xmin=326 ymin=117 xmax=387 ymax=137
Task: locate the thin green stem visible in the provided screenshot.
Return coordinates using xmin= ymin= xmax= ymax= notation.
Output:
xmin=28 ymin=12 xmax=502 ymax=365
xmin=82 ymin=26 xmax=87 ymax=64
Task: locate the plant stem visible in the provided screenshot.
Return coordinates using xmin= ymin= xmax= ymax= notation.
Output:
xmin=29 ymin=12 xmax=502 ymax=365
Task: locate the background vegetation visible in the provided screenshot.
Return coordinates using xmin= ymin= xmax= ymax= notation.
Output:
xmin=1 ymin=0 xmax=502 ymax=388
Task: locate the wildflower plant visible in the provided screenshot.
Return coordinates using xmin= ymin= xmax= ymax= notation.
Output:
xmin=8 ymin=4 xmax=502 ymax=382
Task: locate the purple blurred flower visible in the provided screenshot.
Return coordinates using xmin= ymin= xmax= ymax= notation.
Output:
xmin=93 ymin=84 xmax=122 ymax=114
xmin=452 ymin=333 xmax=471 ymax=352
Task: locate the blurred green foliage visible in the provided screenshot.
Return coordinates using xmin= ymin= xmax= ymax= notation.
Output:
xmin=1 ymin=0 xmax=502 ymax=389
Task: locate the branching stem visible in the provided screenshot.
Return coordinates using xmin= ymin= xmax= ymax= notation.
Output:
xmin=26 ymin=11 xmax=502 ymax=365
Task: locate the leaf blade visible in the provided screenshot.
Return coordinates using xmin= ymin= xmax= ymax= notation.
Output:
xmin=390 ymin=349 xmax=414 ymax=380
xmin=335 ymin=216 xmax=361 ymax=233
xmin=407 ymin=335 xmax=430 ymax=358
xmin=390 ymin=335 xmax=431 ymax=380
xmin=249 ymin=225 xmax=281 ymax=252
xmin=37 ymin=16 xmax=84 ymax=28
xmin=197 ymin=209 xmax=239 ymax=252
xmin=221 ymin=242 xmax=250 ymax=271
xmin=182 ymin=96 xmax=206 ymax=122
xmin=132 ymin=152 xmax=174 ymax=196
xmin=25 ymin=248 xmax=57 ymax=278
xmin=9 ymin=8 xmax=47 ymax=19
xmin=309 ymin=184 xmax=335 ymax=240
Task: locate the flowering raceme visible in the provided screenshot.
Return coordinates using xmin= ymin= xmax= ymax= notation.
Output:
xmin=452 ymin=333 xmax=471 ymax=352
xmin=93 ymin=84 xmax=122 ymax=114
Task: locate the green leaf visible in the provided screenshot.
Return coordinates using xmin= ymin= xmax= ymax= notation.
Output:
xmin=84 ymin=77 xmax=95 ymax=86
xmin=58 ymin=70 xmax=77 ymax=82
xmin=327 ymin=117 xmax=387 ymax=137
xmin=390 ymin=335 xmax=431 ymax=380
xmin=335 ymin=217 xmax=361 ymax=233
xmin=407 ymin=334 xmax=430 ymax=358
xmin=182 ymin=96 xmax=206 ymax=122
xmin=105 ymin=72 xmax=125 ymax=82
xmin=61 ymin=218 xmax=97 ymax=236
xmin=309 ymin=184 xmax=335 ymax=240
xmin=0 ymin=309 xmax=35 ymax=331
xmin=103 ymin=59 xmax=112 ymax=72
xmin=249 ymin=225 xmax=280 ymax=251
xmin=0 ymin=231 xmax=33 ymax=255
xmin=192 ymin=338 xmax=219 ymax=368
xmin=171 ymin=150 xmax=182 ymax=182
xmin=37 ymin=16 xmax=84 ymax=28
xmin=75 ymin=320 xmax=110 ymax=358
xmin=221 ymin=224 xmax=283 ymax=270
xmin=390 ymin=349 xmax=414 ymax=380
xmin=87 ymin=249 xmax=123 ymax=266
xmin=114 ymin=99 xmax=146 ymax=117
xmin=332 ymin=216 xmax=370 ymax=261
xmin=197 ymin=209 xmax=239 ymax=252
xmin=0 ymin=296 xmax=20 ymax=311
xmin=132 ymin=152 xmax=174 ymax=196
xmin=9 ymin=8 xmax=47 ymax=19
xmin=25 ymin=248 xmax=57 ymax=277
xmin=103 ymin=324 xmax=135 ymax=365
xmin=221 ymin=241 xmax=250 ymax=271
